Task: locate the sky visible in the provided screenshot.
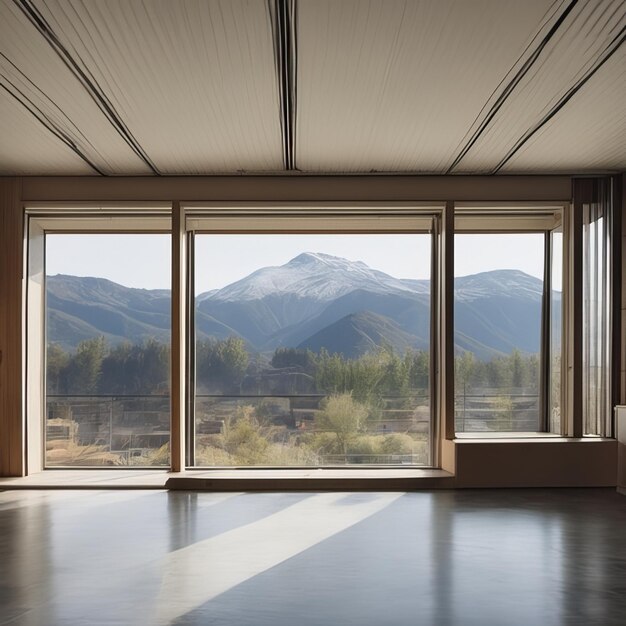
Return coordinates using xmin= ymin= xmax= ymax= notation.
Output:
xmin=45 ymin=232 xmax=551 ymax=292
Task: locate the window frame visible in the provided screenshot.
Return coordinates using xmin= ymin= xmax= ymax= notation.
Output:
xmin=453 ymin=203 xmax=569 ymax=437
xmin=25 ymin=207 xmax=171 ymax=472
xmin=184 ymin=203 xmax=444 ymax=469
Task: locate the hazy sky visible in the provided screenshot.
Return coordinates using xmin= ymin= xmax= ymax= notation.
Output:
xmin=194 ymin=234 xmax=429 ymax=292
xmin=46 ymin=232 xmax=549 ymax=292
xmin=456 ymin=233 xmax=546 ymax=284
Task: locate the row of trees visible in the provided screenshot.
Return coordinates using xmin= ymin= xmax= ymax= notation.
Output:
xmin=455 ymin=349 xmax=540 ymax=392
xmin=315 ymin=347 xmax=429 ymax=403
xmin=48 ymin=336 xmax=540 ymax=397
xmin=47 ymin=336 xmax=248 ymax=395
xmin=47 ymin=338 xmax=169 ymax=395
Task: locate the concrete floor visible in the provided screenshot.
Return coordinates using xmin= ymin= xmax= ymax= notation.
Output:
xmin=0 ymin=489 xmax=624 ymax=626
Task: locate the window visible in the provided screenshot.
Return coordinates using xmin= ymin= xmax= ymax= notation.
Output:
xmin=186 ymin=209 xmax=439 ymax=467
xmin=453 ymin=208 xmax=565 ymax=436
xmin=26 ymin=212 xmax=171 ymax=471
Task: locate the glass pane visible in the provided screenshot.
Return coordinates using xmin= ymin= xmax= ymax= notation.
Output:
xmin=550 ymin=229 xmax=563 ymax=433
xmin=45 ymin=233 xmax=171 ymax=466
xmin=454 ymin=233 xmax=545 ymax=433
xmin=193 ymin=233 xmax=431 ymax=466
xmin=583 ymin=203 xmax=611 ymax=436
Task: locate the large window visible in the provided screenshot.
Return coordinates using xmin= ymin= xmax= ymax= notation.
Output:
xmin=188 ymin=215 xmax=436 ymax=467
xmin=22 ymin=192 xmax=616 ymax=473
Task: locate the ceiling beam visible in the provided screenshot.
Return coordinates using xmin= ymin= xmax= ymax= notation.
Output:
xmin=269 ymin=0 xmax=298 ymax=171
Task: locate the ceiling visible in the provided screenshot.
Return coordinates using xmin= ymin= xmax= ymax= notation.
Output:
xmin=0 ymin=0 xmax=624 ymax=176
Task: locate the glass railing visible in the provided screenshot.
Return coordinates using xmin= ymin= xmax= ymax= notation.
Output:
xmin=454 ymin=389 xmax=541 ymax=432
xmin=194 ymin=394 xmax=431 ymax=467
xmin=46 ymin=395 xmax=170 ymax=467
xmin=46 ymin=392 xmax=432 ymax=467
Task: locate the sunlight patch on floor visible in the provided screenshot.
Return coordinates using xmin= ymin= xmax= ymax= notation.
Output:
xmin=154 ymin=491 xmax=404 ymax=625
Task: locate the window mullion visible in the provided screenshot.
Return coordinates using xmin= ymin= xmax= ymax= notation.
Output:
xmin=540 ymin=231 xmax=551 ymax=432
xmin=571 ymin=191 xmax=584 ymax=438
xmin=185 ymin=231 xmax=196 ymax=467
xmin=171 ymin=201 xmax=186 ymax=472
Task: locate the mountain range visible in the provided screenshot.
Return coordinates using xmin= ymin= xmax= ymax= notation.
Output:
xmin=46 ymin=252 xmax=559 ymax=360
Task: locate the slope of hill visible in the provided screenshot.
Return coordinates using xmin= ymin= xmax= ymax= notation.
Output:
xmin=47 ymin=275 xmax=171 ymax=350
xmin=297 ymin=311 xmax=419 ymax=359
xmin=454 ymin=269 xmax=557 ymax=357
xmin=268 ymin=288 xmax=430 ymax=351
xmin=47 ymin=274 xmax=238 ymax=350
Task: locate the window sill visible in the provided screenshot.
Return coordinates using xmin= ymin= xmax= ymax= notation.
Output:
xmin=0 ymin=469 xmax=170 ymax=489
xmin=166 ymin=468 xmax=455 ymax=491
xmin=455 ymin=432 xmax=563 ymax=440
xmin=454 ymin=435 xmax=615 ymax=443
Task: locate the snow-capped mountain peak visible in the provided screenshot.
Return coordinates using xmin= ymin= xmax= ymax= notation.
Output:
xmin=203 ymin=253 xmax=419 ymax=302
xmin=455 ymin=269 xmax=545 ymax=302
xmin=287 ymin=252 xmax=369 ymax=270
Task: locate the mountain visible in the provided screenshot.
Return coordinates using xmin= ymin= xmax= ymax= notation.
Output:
xmin=454 ymin=270 xmax=556 ymax=357
xmin=268 ymin=288 xmax=430 ymax=351
xmin=46 ymin=254 xmax=559 ymax=360
xmin=297 ymin=311 xmax=420 ymax=359
xmin=195 ymin=252 xmax=422 ymax=348
xmin=47 ymin=274 xmax=239 ymax=351
xmin=47 ymin=275 xmax=171 ymax=350
xmin=196 ymin=252 xmax=432 ymax=350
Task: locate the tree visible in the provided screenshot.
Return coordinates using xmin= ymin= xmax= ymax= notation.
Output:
xmin=317 ymin=393 xmax=369 ymax=456
xmin=455 ymin=351 xmax=475 ymax=391
xmin=510 ymin=349 xmax=524 ymax=388
xmin=46 ymin=343 xmax=69 ymax=394
xmin=196 ymin=337 xmax=249 ymax=392
xmin=99 ymin=339 xmax=169 ymax=394
xmin=271 ymin=347 xmax=316 ymax=371
xmin=64 ymin=337 xmax=107 ymax=394
xmin=406 ymin=350 xmax=429 ymax=390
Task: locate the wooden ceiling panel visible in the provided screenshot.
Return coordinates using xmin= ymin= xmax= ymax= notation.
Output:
xmin=0 ymin=93 xmax=95 ymax=175
xmin=295 ymin=0 xmax=557 ymax=172
xmin=0 ymin=0 xmax=151 ymax=175
xmin=500 ymin=49 xmax=626 ymax=174
xmin=1 ymin=0 xmax=624 ymax=176
xmin=28 ymin=0 xmax=284 ymax=174
xmin=456 ymin=0 xmax=626 ymax=173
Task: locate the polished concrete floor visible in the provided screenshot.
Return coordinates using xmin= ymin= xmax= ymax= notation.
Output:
xmin=0 ymin=489 xmax=624 ymax=626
